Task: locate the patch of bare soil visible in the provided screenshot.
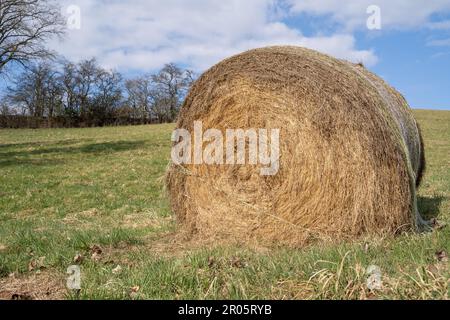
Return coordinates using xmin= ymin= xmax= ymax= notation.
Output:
xmin=0 ymin=271 xmax=67 ymax=300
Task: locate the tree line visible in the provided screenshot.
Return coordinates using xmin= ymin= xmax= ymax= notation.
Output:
xmin=1 ymin=59 xmax=195 ymax=127
xmin=0 ymin=0 xmax=195 ymax=128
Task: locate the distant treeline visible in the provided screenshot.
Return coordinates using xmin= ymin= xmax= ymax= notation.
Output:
xmin=0 ymin=115 xmax=160 ymax=129
xmin=0 ymin=59 xmax=195 ymax=128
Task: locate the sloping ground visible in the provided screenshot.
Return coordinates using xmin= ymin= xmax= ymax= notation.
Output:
xmin=0 ymin=110 xmax=448 ymax=299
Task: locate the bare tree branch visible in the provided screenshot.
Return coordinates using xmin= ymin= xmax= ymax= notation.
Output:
xmin=0 ymin=0 xmax=65 ymax=73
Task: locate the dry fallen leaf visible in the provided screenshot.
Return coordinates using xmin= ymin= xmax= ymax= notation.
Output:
xmin=208 ymin=256 xmax=216 ymax=268
xmin=129 ymin=286 xmax=140 ymax=299
xmin=73 ymin=253 xmax=84 ymax=264
xmin=90 ymin=245 xmax=103 ymax=261
xmin=230 ymin=256 xmax=246 ymax=268
xmin=130 ymin=285 xmax=140 ymax=293
xmin=365 ymin=292 xmax=379 ymax=300
xmin=90 ymin=244 xmax=102 ymax=255
xmin=431 ymin=218 xmax=446 ymax=230
xmin=28 ymin=257 xmax=46 ymax=272
xmin=435 ymin=250 xmax=448 ymax=262
xmin=28 ymin=261 xmax=36 ymax=272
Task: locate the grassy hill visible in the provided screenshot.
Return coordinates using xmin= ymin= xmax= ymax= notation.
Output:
xmin=0 ymin=110 xmax=448 ymax=299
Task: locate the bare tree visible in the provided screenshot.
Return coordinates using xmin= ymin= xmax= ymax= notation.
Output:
xmin=6 ymin=60 xmax=60 ymax=120
xmin=0 ymin=98 xmax=10 ymax=115
xmin=91 ymin=68 xmax=122 ymax=125
xmin=125 ymin=76 xmax=151 ymax=123
xmin=60 ymin=60 xmax=78 ymax=117
xmin=44 ymin=62 xmax=62 ymax=125
xmin=7 ymin=65 xmax=38 ymax=116
xmin=0 ymin=0 xmax=65 ymax=73
xmin=75 ymin=58 xmax=97 ymax=118
xmin=125 ymin=78 xmax=139 ymax=117
xmin=151 ymin=63 xmax=194 ymax=122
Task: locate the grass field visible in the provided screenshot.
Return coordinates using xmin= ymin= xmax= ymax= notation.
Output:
xmin=0 ymin=110 xmax=448 ymax=300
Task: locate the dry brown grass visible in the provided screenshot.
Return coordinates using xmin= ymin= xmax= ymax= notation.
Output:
xmin=0 ymin=271 xmax=66 ymax=300
xmin=166 ymin=46 xmax=426 ymax=247
xmin=268 ymin=250 xmax=448 ymax=300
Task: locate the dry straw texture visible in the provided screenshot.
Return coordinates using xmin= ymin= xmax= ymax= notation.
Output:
xmin=166 ymin=46 xmax=426 ymax=247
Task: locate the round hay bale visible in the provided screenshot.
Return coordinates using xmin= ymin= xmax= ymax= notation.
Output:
xmin=166 ymin=46 xmax=426 ymax=247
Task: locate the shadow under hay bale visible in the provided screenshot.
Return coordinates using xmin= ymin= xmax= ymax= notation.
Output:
xmin=417 ymin=195 xmax=445 ymax=221
xmin=166 ymin=46 xmax=427 ymax=247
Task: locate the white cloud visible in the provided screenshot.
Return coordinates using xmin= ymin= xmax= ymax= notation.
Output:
xmin=427 ymin=20 xmax=450 ymax=30
xmin=287 ymin=0 xmax=450 ymax=31
xmin=50 ymin=0 xmax=377 ymax=72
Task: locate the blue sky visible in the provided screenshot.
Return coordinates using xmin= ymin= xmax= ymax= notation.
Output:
xmin=4 ymin=0 xmax=450 ymax=110
xmin=283 ymin=7 xmax=450 ymax=110
xmin=355 ymin=19 xmax=450 ymax=110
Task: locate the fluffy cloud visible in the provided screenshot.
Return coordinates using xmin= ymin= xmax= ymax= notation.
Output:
xmin=50 ymin=0 xmax=377 ymax=72
xmin=287 ymin=0 xmax=450 ymax=31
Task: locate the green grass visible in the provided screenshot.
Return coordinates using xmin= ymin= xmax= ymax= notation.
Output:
xmin=0 ymin=110 xmax=448 ymax=300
